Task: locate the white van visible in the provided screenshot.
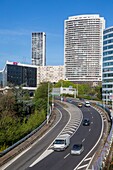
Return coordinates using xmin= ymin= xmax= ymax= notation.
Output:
xmin=53 ymin=134 xmax=70 ymax=151
xmin=85 ymin=101 xmax=90 ymax=107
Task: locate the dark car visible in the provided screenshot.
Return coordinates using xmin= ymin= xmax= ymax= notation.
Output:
xmin=83 ymin=118 xmax=90 ymax=126
xmin=71 ymin=144 xmax=84 ymax=155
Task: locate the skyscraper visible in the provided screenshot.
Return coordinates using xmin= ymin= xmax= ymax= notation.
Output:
xmin=102 ymin=26 xmax=113 ymax=105
xmin=64 ymin=14 xmax=105 ymax=84
xmin=32 ymin=32 xmax=46 ymax=66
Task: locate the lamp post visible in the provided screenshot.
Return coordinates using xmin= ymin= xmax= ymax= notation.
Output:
xmin=76 ymin=83 xmax=78 ymax=97
xmin=52 ymin=83 xmax=55 ymax=110
xmin=60 ymin=81 xmax=63 ymax=101
xmin=47 ymin=82 xmax=50 ymax=124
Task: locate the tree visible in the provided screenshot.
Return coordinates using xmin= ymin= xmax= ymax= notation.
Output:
xmin=33 ymin=82 xmax=49 ymax=113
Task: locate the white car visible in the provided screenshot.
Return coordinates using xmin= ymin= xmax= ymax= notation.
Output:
xmin=71 ymin=144 xmax=84 ymax=155
xmin=85 ymin=101 xmax=90 ymax=107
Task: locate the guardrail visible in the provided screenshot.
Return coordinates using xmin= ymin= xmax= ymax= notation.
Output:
xmin=92 ymin=104 xmax=113 ymax=169
xmin=0 ymin=103 xmax=54 ymax=158
xmin=0 ymin=119 xmax=46 ymax=157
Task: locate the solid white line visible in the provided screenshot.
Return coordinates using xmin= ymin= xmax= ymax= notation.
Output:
xmin=29 ymin=149 xmax=54 ymax=167
xmin=77 ymin=164 xmax=89 ymax=169
xmin=1 ymin=107 xmax=63 ymax=170
xmin=64 ymin=153 xmax=70 ymax=159
xmin=29 ymin=102 xmax=74 ymax=167
xmin=74 ymin=108 xmax=104 ymax=170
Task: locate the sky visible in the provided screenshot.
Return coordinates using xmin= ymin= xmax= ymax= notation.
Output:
xmin=0 ymin=0 xmax=113 ymax=69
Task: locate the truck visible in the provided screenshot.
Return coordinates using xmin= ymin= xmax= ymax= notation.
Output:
xmin=53 ymin=134 xmax=70 ymax=151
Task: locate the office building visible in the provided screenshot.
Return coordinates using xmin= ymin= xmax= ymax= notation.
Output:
xmin=2 ymin=61 xmax=37 ymax=90
xmin=64 ymin=14 xmax=105 ymax=84
xmin=32 ymin=32 xmax=46 ymax=66
xmin=102 ymin=26 xmax=113 ymax=105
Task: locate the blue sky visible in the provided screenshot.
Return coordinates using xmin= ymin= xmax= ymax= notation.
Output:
xmin=0 ymin=0 xmax=113 ymax=69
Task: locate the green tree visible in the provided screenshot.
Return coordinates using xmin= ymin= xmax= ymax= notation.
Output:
xmin=33 ymin=82 xmax=48 ymax=112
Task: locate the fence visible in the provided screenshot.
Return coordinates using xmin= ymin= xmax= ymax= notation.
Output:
xmin=92 ymin=104 xmax=113 ymax=169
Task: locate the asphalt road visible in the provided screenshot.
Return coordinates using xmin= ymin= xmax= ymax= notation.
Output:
xmin=3 ymin=101 xmax=102 ymax=170
xmin=4 ymin=103 xmax=70 ymax=170
xmin=27 ymin=101 xmax=102 ymax=170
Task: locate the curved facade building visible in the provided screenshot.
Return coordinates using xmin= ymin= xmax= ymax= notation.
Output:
xmin=64 ymin=14 xmax=105 ymax=84
xmin=102 ymin=26 xmax=113 ymax=105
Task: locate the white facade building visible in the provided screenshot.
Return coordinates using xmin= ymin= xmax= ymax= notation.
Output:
xmin=32 ymin=32 xmax=46 ymax=66
xmin=64 ymin=14 xmax=105 ymax=83
xmin=37 ymin=65 xmax=64 ymax=85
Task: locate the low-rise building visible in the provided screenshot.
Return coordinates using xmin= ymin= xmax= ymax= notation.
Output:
xmin=37 ymin=65 xmax=65 ymax=84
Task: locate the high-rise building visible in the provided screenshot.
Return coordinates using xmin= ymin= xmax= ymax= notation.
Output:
xmin=102 ymin=26 xmax=113 ymax=106
xmin=32 ymin=32 xmax=46 ymax=66
xmin=64 ymin=14 xmax=105 ymax=84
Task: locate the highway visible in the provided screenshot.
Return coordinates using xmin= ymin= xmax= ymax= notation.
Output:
xmin=3 ymin=100 xmax=102 ymax=170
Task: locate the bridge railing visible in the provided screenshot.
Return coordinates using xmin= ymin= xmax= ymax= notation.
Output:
xmin=92 ymin=103 xmax=113 ymax=169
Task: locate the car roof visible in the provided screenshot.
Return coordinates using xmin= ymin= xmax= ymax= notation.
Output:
xmin=84 ymin=118 xmax=89 ymax=121
xmin=73 ymin=144 xmax=82 ymax=147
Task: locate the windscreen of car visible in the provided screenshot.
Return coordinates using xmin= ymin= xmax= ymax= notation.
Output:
xmin=54 ymin=139 xmax=65 ymax=144
xmin=72 ymin=144 xmax=82 ymax=150
xmin=84 ymin=119 xmax=89 ymax=122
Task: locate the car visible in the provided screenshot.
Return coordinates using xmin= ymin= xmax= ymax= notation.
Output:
xmin=83 ymin=118 xmax=90 ymax=126
xmin=78 ymin=103 xmax=82 ymax=107
xmin=71 ymin=144 xmax=84 ymax=155
xmin=85 ymin=101 xmax=90 ymax=107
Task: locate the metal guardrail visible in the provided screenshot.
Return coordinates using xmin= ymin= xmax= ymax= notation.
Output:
xmin=0 ymin=119 xmax=46 ymax=157
xmin=92 ymin=104 xmax=113 ymax=169
xmin=0 ymin=103 xmax=54 ymax=158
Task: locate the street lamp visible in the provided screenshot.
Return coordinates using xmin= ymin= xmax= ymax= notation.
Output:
xmin=47 ymin=82 xmax=50 ymax=124
xmin=52 ymin=82 xmax=55 ymax=110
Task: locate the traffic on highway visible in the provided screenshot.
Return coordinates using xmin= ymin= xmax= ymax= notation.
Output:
xmin=2 ymin=99 xmax=103 ymax=170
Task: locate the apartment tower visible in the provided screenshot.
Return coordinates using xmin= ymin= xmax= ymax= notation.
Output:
xmin=32 ymin=32 xmax=46 ymax=66
xmin=64 ymin=14 xmax=105 ymax=84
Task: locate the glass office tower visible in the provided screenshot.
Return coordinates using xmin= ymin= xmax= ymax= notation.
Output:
xmin=64 ymin=14 xmax=105 ymax=84
xmin=3 ymin=61 xmax=37 ymax=88
xmin=102 ymin=26 xmax=113 ymax=106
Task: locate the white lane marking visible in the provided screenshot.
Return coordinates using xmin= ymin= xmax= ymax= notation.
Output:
xmin=91 ymin=112 xmax=92 ymax=114
xmin=89 ymin=128 xmax=91 ymax=132
xmin=1 ymin=146 xmax=32 ymax=170
xmin=29 ymin=149 xmax=54 ymax=167
xmin=29 ymin=103 xmax=73 ymax=168
xmin=1 ymin=108 xmax=63 ymax=170
xmin=77 ymin=164 xmax=89 ymax=169
xmin=64 ymin=127 xmax=75 ymax=131
xmin=91 ymin=122 xmax=93 ymax=124
xmin=74 ymin=109 xmax=104 ymax=170
xmin=92 ymin=116 xmax=93 ymax=118
xmin=82 ymin=138 xmax=85 ymax=142
xmin=84 ymin=157 xmax=91 ymax=162
xmin=86 ymin=153 xmax=96 ymax=170
xmin=63 ymin=130 xmax=73 ymax=134
xmin=64 ymin=153 xmax=70 ymax=159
